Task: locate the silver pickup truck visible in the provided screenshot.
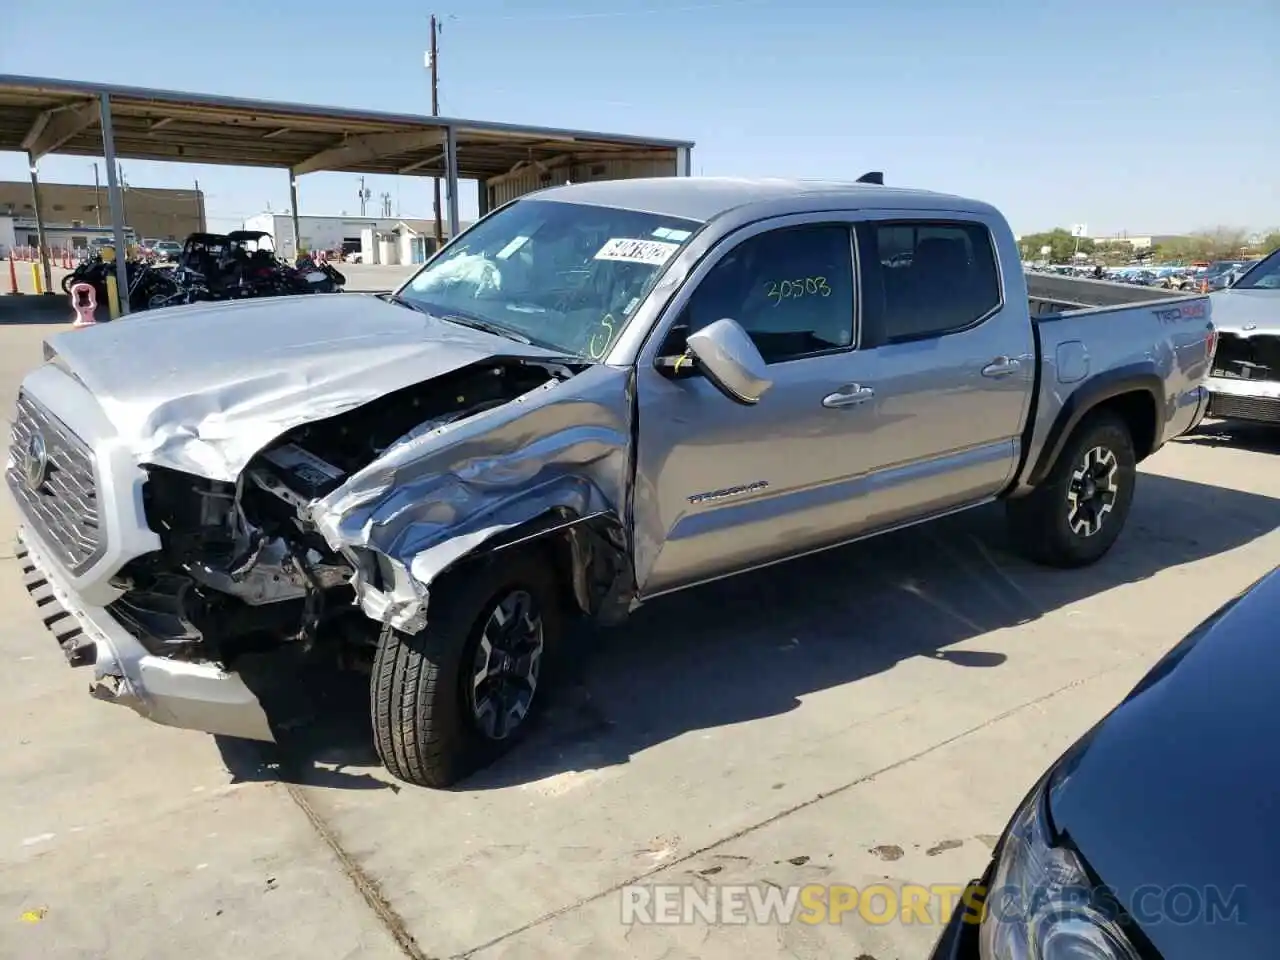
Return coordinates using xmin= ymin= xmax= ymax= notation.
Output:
xmin=8 ymin=177 xmax=1215 ymax=788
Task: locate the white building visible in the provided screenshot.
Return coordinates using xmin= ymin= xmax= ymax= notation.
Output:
xmin=240 ymin=213 xmax=472 ymax=263
xmin=1090 ymin=235 xmax=1188 ymax=251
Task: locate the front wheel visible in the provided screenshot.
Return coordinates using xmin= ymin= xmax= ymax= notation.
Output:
xmin=370 ymin=551 xmax=562 ymax=788
xmin=1006 ymin=412 xmax=1137 ymax=568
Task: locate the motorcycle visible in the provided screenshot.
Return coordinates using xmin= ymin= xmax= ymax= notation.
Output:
xmin=62 ymin=254 xmax=165 ymax=311
xmin=126 ymin=262 xmax=191 ymax=311
xmin=60 ymin=252 xmax=113 ymax=296
xmin=293 ymin=253 xmax=346 ymax=293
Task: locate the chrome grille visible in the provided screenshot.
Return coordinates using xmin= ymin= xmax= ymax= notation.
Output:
xmin=6 ymin=392 xmax=105 ymax=574
xmin=1211 ymin=333 xmax=1280 ymax=382
xmin=1208 ymin=393 xmax=1280 ymax=424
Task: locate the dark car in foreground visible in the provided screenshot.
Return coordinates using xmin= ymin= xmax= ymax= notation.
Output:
xmin=931 ymin=565 xmax=1279 ymax=960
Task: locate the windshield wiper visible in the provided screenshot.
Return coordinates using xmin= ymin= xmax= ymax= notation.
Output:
xmin=384 ymin=294 xmax=538 ymax=347
xmin=433 ymin=311 xmax=533 ymax=345
xmin=383 ymin=292 xmax=426 ymax=312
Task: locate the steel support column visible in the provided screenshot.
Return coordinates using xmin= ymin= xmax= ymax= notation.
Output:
xmin=288 ymin=171 xmax=302 ymax=258
xmin=443 ymin=125 xmax=460 ymax=240
xmin=26 ymin=152 xmax=52 ymax=293
xmin=476 ymin=179 xmax=491 ymax=219
xmin=98 ymin=93 xmax=130 ymax=315
xmin=675 ymin=146 xmax=692 ymax=177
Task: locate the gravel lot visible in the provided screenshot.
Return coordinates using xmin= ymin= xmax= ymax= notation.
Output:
xmin=1 ymin=315 xmax=1277 ymax=959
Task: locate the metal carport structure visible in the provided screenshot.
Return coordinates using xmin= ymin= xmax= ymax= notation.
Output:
xmin=0 ymin=75 xmax=694 ymax=313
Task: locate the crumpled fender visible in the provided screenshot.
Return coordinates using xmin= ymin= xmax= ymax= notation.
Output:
xmin=308 ymin=363 xmax=635 ymax=633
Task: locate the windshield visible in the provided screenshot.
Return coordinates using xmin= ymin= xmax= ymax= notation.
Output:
xmin=1232 ymin=251 xmax=1280 ymax=290
xmin=398 ymin=198 xmax=702 ymax=358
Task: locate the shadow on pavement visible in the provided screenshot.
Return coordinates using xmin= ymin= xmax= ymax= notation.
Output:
xmin=1175 ymin=420 xmax=1280 ymax=455
xmin=0 ymin=294 xmax=111 ymax=325
xmin=216 ymin=655 xmax=397 ymax=792
xmin=235 ymin=472 xmax=1278 ymax=791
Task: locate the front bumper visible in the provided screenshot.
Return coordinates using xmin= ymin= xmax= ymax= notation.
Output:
xmin=927 ymin=863 xmax=992 ymax=960
xmin=16 ymin=523 xmax=273 ymax=742
xmin=1206 ymin=376 xmax=1280 ymax=424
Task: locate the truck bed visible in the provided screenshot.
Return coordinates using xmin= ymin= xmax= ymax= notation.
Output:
xmin=1028 ymin=272 xmax=1204 ymax=321
xmin=1030 ymin=292 xmax=1206 ymax=323
xmin=1011 ymin=285 xmax=1213 ymax=498
xmin=1026 ymin=272 xmax=1182 ymax=312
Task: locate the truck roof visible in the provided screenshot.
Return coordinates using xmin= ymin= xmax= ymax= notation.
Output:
xmin=531 ymin=176 xmax=999 ymax=224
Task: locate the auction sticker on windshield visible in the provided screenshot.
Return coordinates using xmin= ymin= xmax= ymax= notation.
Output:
xmin=594 ymin=237 xmax=682 ymax=266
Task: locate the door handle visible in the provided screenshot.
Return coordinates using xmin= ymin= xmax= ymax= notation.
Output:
xmin=822 ymin=384 xmax=875 ymax=408
xmin=981 ymin=356 xmax=1021 ymax=378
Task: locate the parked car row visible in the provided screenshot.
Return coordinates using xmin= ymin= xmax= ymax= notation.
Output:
xmin=138 ymin=238 xmax=184 ymax=263
xmin=1029 ymin=258 xmax=1266 ymax=293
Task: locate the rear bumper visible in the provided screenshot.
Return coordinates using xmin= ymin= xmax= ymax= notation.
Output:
xmin=16 ymin=523 xmax=273 ymax=742
xmin=1187 ymin=384 xmax=1210 ymax=434
xmin=1206 ymin=376 xmax=1280 ymax=424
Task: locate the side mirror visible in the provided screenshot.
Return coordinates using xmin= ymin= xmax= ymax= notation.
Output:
xmin=685 ymin=317 xmax=773 ymax=405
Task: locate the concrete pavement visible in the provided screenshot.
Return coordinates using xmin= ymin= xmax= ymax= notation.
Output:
xmin=0 ymin=318 xmax=1277 ymax=959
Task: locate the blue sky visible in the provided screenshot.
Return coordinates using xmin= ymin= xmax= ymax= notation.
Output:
xmin=2 ymin=0 xmax=1276 ymax=237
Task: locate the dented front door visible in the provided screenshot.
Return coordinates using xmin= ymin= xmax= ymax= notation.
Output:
xmin=631 ymin=215 xmax=885 ymax=597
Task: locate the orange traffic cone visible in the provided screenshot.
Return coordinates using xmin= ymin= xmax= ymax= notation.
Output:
xmin=7 ymin=256 xmax=21 ymax=295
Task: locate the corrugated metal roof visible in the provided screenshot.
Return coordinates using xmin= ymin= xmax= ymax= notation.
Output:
xmin=0 ymin=75 xmax=693 ymax=181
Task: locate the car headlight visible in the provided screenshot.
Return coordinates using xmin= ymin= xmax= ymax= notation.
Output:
xmin=979 ymin=778 xmax=1140 ymax=960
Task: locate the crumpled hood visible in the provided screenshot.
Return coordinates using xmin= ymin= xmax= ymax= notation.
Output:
xmin=44 ymin=294 xmax=565 ymax=481
xmin=1208 ymin=287 xmax=1280 ymax=334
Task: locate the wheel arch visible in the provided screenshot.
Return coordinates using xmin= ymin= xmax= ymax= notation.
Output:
xmin=1027 ymin=364 xmax=1164 ymax=488
xmin=455 ymin=506 xmax=635 ymax=625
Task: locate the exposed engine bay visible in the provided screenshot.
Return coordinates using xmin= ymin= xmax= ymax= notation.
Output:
xmin=109 ymin=360 xmax=569 ymax=667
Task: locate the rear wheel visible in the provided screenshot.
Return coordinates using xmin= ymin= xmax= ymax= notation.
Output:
xmin=1007 ymin=412 xmax=1137 ymax=568
xmin=370 ymin=551 xmax=562 ymax=788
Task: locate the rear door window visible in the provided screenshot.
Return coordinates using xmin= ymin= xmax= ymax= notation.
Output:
xmin=855 ymin=221 xmax=1002 ymax=347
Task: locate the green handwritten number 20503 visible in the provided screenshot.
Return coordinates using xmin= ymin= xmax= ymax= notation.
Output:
xmin=765 ymin=277 xmax=832 ymax=306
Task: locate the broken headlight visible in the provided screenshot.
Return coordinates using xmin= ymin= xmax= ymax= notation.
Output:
xmin=141 ymin=467 xmax=241 ymax=559
xmin=979 ymin=778 xmax=1140 ymax=960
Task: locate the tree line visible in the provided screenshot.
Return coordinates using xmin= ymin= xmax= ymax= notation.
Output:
xmin=1019 ymin=227 xmax=1280 ymax=264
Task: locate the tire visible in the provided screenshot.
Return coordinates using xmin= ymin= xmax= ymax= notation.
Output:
xmin=370 ymin=550 xmax=563 ymax=788
xmin=61 ymin=272 xmax=76 ymax=294
xmin=1006 ymin=412 xmax=1137 ymax=568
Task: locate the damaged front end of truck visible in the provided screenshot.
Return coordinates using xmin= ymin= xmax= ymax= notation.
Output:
xmin=95 ymin=356 xmax=637 ymax=740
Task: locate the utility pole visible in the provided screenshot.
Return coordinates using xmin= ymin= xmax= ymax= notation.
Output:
xmin=194 ymin=179 xmax=204 ymax=232
xmin=429 ymin=14 xmax=443 ymax=248
xmin=359 ymin=175 xmax=367 ymax=216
